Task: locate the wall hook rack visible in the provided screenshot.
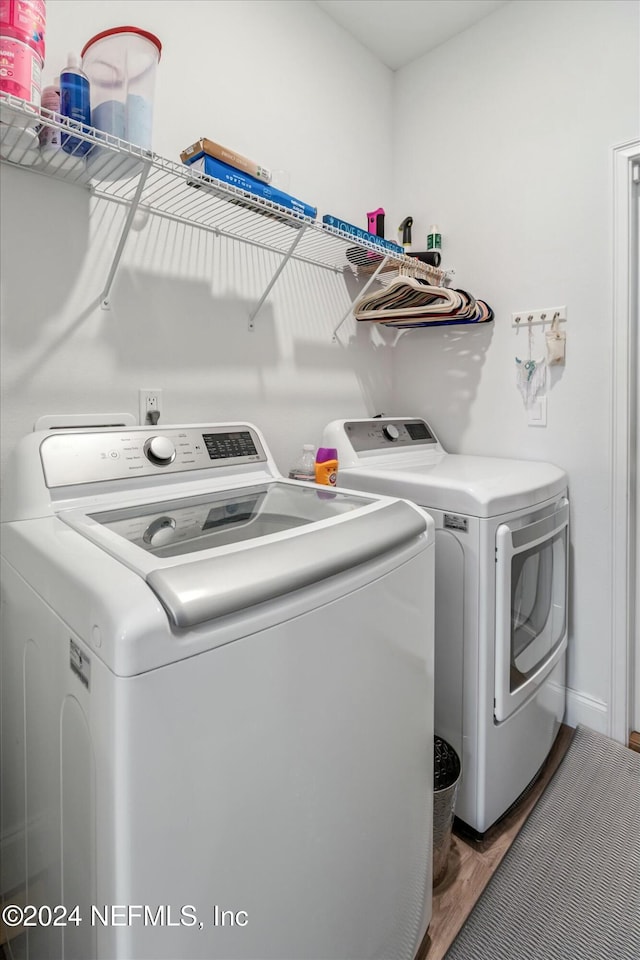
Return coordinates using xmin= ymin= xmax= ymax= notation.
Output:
xmin=512 ymin=306 xmax=567 ymax=327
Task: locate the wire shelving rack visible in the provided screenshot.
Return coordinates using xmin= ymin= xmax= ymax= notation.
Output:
xmin=0 ymin=94 xmax=451 ymax=332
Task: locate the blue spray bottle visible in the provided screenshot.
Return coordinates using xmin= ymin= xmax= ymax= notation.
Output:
xmin=60 ymin=54 xmax=92 ymax=156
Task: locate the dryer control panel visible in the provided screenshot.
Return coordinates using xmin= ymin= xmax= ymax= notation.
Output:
xmin=343 ymin=418 xmax=438 ymax=452
xmin=40 ymin=425 xmax=268 ymax=488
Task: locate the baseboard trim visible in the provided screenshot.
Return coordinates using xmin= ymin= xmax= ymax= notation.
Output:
xmin=565 ymin=687 xmax=608 ymax=734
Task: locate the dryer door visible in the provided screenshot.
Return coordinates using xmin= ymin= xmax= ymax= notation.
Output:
xmin=494 ymin=499 xmax=569 ymax=721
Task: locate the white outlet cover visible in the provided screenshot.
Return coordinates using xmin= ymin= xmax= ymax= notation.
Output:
xmin=528 ymin=396 xmax=547 ymax=426
xmin=139 ymin=388 xmax=163 ymax=424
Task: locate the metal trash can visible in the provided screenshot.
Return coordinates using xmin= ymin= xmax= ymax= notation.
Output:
xmin=433 ymin=736 xmax=461 ymax=885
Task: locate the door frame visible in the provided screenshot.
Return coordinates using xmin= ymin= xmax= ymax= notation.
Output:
xmin=610 ymin=138 xmax=640 ymax=743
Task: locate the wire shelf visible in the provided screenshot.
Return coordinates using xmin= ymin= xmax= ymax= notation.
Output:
xmin=0 ymin=94 xmax=452 ymax=323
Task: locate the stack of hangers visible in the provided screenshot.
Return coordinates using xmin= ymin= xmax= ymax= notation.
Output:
xmin=353 ymin=274 xmax=494 ymax=328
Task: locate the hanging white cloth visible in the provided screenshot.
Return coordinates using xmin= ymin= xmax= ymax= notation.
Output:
xmin=515 ymin=321 xmax=547 ymax=404
xmin=516 ymin=356 xmax=547 ymax=404
xmin=546 ymin=312 xmax=566 ymax=365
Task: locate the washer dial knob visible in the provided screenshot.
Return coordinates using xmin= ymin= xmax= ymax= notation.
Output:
xmin=383 ymin=424 xmax=400 ymax=441
xmin=144 ymin=436 xmax=176 ymax=465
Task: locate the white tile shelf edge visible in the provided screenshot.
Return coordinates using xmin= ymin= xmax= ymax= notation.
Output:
xmin=0 ymin=94 xmax=452 ymax=330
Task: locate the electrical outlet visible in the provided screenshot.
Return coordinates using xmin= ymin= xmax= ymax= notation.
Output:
xmin=139 ymin=389 xmax=162 ymax=425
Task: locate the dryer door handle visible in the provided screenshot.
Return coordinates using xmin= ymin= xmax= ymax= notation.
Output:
xmin=503 ymin=499 xmax=569 ymax=557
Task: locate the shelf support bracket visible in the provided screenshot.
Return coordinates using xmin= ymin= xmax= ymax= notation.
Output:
xmin=332 ymin=255 xmax=389 ymax=342
xmin=100 ymin=160 xmax=152 ymax=310
xmin=248 ymin=225 xmax=308 ymax=330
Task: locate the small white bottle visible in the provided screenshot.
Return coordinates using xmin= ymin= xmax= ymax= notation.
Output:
xmin=40 ymin=78 xmax=62 ymax=159
xmin=427 ymin=224 xmax=442 ymax=253
xmin=288 ymin=444 xmax=316 ymax=481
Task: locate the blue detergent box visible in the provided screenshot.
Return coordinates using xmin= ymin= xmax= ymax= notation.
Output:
xmin=186 ymin=153 xmax=317 ymax=220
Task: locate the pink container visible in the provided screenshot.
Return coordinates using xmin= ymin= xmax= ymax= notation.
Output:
xmin=0 ymin=34 xmax=42 ymax=103
xmin=0 ymin=0 xmax=46 ymax=60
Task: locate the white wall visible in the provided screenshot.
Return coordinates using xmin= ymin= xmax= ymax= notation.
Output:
xmin=390 ymin=0 xmax=640 ymax=732
xmin=0 ymin=0 xmax=395 ymax=475
xmin=2 ymin=0 xmax=639 ymax=735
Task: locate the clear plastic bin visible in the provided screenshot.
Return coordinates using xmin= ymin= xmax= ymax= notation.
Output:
xmin=81 ymin=26 xmax=161 ymax=179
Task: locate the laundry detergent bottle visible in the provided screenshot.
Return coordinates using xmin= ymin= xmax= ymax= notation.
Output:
xmin=315 ymin=447 xmax=338 ymax=486
xmin=60 ymin=53 xmax=92 ymax=155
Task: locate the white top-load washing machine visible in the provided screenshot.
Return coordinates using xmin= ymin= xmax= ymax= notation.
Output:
xmin=1 ymin=421 xmax=435 ymax=960
xmin=323 ymin=417 xmax=569 ymax=836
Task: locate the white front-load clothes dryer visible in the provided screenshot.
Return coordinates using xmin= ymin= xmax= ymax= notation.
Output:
xmin=323 ymin=417 xmax=569 ymax=836
xmin=0 ymin=422 xmax=435 ymax=960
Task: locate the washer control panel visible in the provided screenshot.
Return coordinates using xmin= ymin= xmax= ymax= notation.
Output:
xmin=344 ymin=419 xmax=437 ymax=452
xmin=40 ymin=425 xmax=267 ymax=488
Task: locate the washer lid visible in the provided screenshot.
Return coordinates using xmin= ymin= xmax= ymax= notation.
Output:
xmin=340 ymin=454 xmax=567 ymax=517
xmin=61 ymin=481 xmax=429 ymax=627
